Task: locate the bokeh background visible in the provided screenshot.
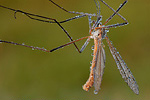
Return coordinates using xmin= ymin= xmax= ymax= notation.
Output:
xmin=0 ymin=0 xmax=149 ymax=100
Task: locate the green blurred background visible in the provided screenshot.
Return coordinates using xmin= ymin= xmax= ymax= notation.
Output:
xmin=0 ymin=0 xmax=149 ymax=100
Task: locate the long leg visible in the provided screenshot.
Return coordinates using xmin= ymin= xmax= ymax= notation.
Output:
xmin=50 ymin=36 xmax=90 ymax=53
xmin=57 ymin=15 xmax=86 ymax=23
xmin=54 ymin=20 xmax=80 ymax=53
xmin=99 ymin=0 xmax=128 ymax=22
xmin=95 ymin=22 xmax=127 ymax=29
xmin=103 ymin=0 xmax=128 ymax=25
xmin=24 ymin=14 xmax=86 ymax=24
xmin=97 ymin=0 xmax=101 ymax=17
xmin=88 ymin=16 xmax=92 ymax=31
xmin=0 ymin=5 xmax=55 ymax=21
xmin=0 ymin=5 xmax=86 ymax=24
xmin=0 ymin=36 xmax=89 ymax=53
xmin=49 ymin=0 xmax=97 ymax=17
xmin=105 ymin=35 xmax=139 ymax=95
xmin=80 ymin=37 xmax=91 ymax=53
xmin=50 ymin=36 xmax=90 ymax=52
xmin=94 ymin=0 xmax=100 ymax=17
xmin=0 ymin=40 xmax=50 ymax=52
xmin=104 ymin=22 xmax=127 ymax=28
xmin=0 ymin=5 xmax=81 ymax=53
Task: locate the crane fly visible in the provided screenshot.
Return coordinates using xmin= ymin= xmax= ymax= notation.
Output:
xmin=0 ymin=0 xmax=139 ymax=94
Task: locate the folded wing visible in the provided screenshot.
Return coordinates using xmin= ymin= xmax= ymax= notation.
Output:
xmin=93 ymin=38 xmax=106 ymax=94
xmin=106 ymin=35 xmax=139 ymax=94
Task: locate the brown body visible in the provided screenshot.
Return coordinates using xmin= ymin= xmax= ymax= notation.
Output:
xmin=83 ymin=27 xmax=106 ymax=94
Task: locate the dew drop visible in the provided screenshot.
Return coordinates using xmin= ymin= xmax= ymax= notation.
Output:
xmin=91 ymin=45 xmax=94 ymax=50
xmin=94 ymin=90 xmax=98 ymax=94
xmin=124 ymin=62 xmax=126 ymax=65
xmin=90 ymin=61 xmax=92 ymax=64
xmin=90 ymin=66 xmax=92 ymax=70
xmin=106 ymin=30 xmax=109 ymax=33
xmin=22 ymin=43 xmax=25 ymax=45
xmin=76 ymin=15 xmax=79 ymax=18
